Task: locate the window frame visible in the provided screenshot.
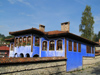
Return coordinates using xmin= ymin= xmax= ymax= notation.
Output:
xmin=74 ymin=42 xmax=77 ymax=52
xmin=42 ymin=41 xmax=47 ymax=51
xmin=49 ymin=40 xmax=55 ymax=51
xmin=15 ymin=38 xmax=18 ymax=47
xmin=35 ymin=36 xmax=40 ymax=46
xmin=56 ymin=39 xmax=63 ymax=51
xmin=78 ymin=43 xmax=81 ymax=52
xmin=87 ymin=45 xmax=91 ymax=53
xmin=23 ymin=37 xmax=27 ymax=46
xmin=19 ymin=37 xmax=22 ymax=46
xmin=27 ymin=36 xmax=31 ymax=45
xmin=69 ymin=40 xmax=72 ymax=51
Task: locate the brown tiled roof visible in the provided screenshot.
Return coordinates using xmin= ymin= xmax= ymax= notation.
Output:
xmin=46 ymin=30 xmax=67 ymax=35
xmin=9 ymin=27 xmax=98 ymax=45
xmin=9 ymin=28 xmax=45 ymax=36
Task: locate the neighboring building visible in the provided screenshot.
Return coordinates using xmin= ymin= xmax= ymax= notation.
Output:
xmin=6 ymin=22 xmax=98 ymax=71
xmin=95 ymin=39 xmax=100 ymax=51
xmin=0 ymin=46 xmax=9 ymax=57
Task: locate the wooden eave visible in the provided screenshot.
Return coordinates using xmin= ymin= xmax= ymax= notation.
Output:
xmin=9 ymin=28 xmax=98 ymax=45
xmin=9 ymin=28 xmax=45 ymax=36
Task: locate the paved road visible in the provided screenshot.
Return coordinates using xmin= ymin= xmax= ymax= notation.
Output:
xmin=53 ymin=63 xmax=100 ymax=75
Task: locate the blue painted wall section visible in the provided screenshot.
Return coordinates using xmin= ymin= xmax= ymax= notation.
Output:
xmin=13 ymin=34 xmax=32 ymax=57
xmin=9 ymin=34 xmax=95 ymax=72
xmin=41 ymin=37 xmax=65 ymax=57
xmin=66 ymin=38 xmax=95 ymax=71
xmin=32 ymin=35 xmax=39 ymax=57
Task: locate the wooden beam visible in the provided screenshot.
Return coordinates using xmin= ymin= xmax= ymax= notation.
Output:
xmin=31 ymin=34 xmax=33 ymax=52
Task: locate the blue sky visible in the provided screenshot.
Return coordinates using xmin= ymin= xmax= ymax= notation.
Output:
xmin=0 ymin=0 xmax=100 ymax=36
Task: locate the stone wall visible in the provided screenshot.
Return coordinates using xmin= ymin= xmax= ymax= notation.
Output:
xmin=83 ymin=56 xmax=100 ymax=68
xmin=0 ymin=57 xmax=66 ymax=75
xmin=95 ymin=47 xmax=100 ymax=50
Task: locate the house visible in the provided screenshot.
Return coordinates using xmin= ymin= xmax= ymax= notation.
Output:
xmin=0 ymin=46 xmax=9 ymax=57
xmin=6 ymin=22 xmax=98 ymax=71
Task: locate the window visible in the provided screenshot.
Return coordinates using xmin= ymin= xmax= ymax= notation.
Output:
xmin=19 ymin=37 xmax=22 ymax=46
xmin=78 ymin=43 xmax=81 ymax=52
xmin=74 ymin=42 xmax=77 ymax=52
xmin=35 ymin=37 xmax=40 ymax=46
xmin=57 ymin=40 xmax=62 ymax=50
xmin=11 ymin=43 xmax=13 ymax=50
xmin=15 ymin=38 xmax=18 ymax=47
xmin=49 ymin=40 xmax=55 ymax=50
xmin=92 ymin=47 xmax=94 ymax=54
xmin=42 ymin=41 xmax=47 ymax=50
xmin=27 ymin=36 xmax=31 ymax=45
xmin=87 ymin=46 xmax=91 ymax=53
xmin=23 ymin=37 xmax=26 ymax=46
xmin=69 ymin=40 xmax=72 ymax=51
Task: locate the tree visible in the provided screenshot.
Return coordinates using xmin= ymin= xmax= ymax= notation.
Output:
xmin=79 ymin=5 xmax=94 ymax=40
xmin=93 ymin=34 xmax=98 ymax=42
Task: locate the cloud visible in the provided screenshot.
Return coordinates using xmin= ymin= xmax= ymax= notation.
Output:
xmin=8 ymin=0 xmax=33 ymax=8
xmin=8 ymin=0 xmax=16 ymax=4
xmin=74 ymin=0 xmax=86 ymax=5
xmin=19 ymin=12 xmax=34 ymax=17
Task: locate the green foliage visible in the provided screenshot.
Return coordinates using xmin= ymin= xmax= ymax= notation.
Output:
xmin=79 ymin=5 xmax=94 ymax=40
xmin=93 ymin=31 xmax=100 ymax=42
xmin=0 ymin=33 xmax=14 ymax=45
xmin=0 ymin=33 xmax=5 ymax=38
xmin=93 ymin=34 xmax=98 ymax=42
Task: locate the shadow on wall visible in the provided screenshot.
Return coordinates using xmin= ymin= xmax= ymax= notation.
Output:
xmin=26 ymin=53 xmax=30 ymax=57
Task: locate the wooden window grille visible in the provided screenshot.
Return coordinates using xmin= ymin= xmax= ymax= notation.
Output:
xmin=74 ymin=42 xmax=77 ymax=52
xmin=49 ymin=40 xmax=55 ymax=50
xmin=57 ymin=40 xmax=62 ymax=50
xmin=35 ymin=37 xmax=40 ymax=46
xmin=78 ymin=43 xmax=81 ymax=52
xmin=87 ymin=46 xmax=91 ymax=53
xmin=15 ymin=38 xmax=18 ymax=47
xmin=19 ymin=37 xmax=22 ymax=46
xmin=42 ymin=41 xmax=47 ymax=50
xmin=23 ymin=37 xmax=26 ymax=46
xmin=27 ymin=36 xmax=31 ymax=45
xmin=69 ymin=40 xmax=72 ymax=51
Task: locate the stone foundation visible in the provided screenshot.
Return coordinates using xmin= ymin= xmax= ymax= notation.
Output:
xmin=83 ymin=56 xmax=100 ymax=68
xmin=0 ymin=57 xmax=66 ymax=75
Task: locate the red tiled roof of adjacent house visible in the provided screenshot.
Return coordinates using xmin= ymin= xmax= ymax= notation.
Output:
xmin=0 ymin=46 xmax=9 ymax=51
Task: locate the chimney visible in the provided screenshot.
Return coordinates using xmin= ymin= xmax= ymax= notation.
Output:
xmin=39 ymin=24 xmax=45 ymax=31
xmin=61 ymin=22 xmax=70 ymax=32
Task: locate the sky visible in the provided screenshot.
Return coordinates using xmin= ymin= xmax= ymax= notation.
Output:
xmin=0 ymin=0 xmax=100 ymax=36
